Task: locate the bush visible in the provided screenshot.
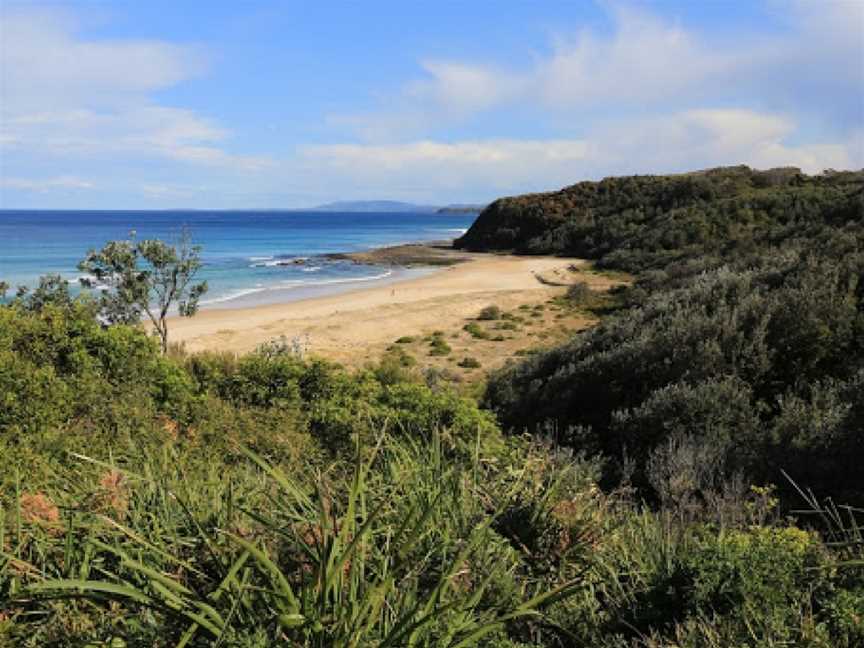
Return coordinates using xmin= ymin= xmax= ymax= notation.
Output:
xmin=478 ymin=305 xmax=502 ymax=320
xmin=566 ymin=282 xmax=593 ymax=304
xmin=495 ymin=321 xmax=519 ymax=331
xmin=458 ymin=357 xmax=481 ymax=369
xmin=428 ymin=334 xmax=452 ymax=356
xmin=375 ymin=347 xmax=417 ymax=385
xmin=463 ymin=322 xmax=491 ymax=340
xmin=485 ymin=250 xmax=864 ymax=500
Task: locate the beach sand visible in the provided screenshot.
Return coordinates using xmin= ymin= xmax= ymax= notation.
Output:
xmin=168 ymin=251 xmax=623 ymax=366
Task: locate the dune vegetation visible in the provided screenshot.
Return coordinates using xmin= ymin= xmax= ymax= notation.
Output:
xmin=3 ymin=165 xmax=864 ymax=646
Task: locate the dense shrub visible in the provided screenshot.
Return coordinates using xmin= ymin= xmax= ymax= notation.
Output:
xmin=486 ymin=250 xmax=864 ymax=497
xmin=478 ymin=305 xmax=502 ymax=320
xmin=456 ymin=166 xmax=863 ymax=270
xmin=0 ymin=300 xmax=498 ymax=463
xmin=472 ymin=166 xmax=864 ymax=503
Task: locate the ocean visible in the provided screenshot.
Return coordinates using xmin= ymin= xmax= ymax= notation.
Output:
xmin=0 ymin=210 xmax=475 ymax=308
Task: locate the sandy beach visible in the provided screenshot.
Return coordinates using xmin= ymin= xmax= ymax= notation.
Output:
xmin=169 ymin=249 xmax=623 ymax=366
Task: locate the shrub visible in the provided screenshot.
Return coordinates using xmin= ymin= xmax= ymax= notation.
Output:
xmin=464 ymin=322 xmax=491 ymax=340
xmin=485 ymin=250 xmax=864 ymax=500
xmin=429 ymin=336 xmax=452 ymax=356
xmin=458 ymin=357 xmax=481 ymax=369
xmin=395 ymin=335 xmax=415 ymax=344
xmin=495 ymin=321 xmax=519 ymax=331
xmin=375 ymin=347 xmax=418 ymax=385
xmin=566 ymin=282 xmax=593 ymax=304
xmin=478 ymin=305 xmax=502 ymax=320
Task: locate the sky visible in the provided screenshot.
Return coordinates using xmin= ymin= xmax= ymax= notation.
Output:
xmin=0 ymin=0 xmax=862 ymax=209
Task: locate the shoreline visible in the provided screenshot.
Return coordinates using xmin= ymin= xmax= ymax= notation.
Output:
xmin=196 ymin=240 xmax=472 ymax=311
xmin=168 ymin=246 xmax=625 ymax=363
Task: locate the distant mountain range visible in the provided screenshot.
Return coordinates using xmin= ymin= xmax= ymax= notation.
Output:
xmin=305 ymin=200 xmax=485 ymax=213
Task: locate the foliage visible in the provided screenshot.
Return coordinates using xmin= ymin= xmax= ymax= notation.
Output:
xmin=565 ymin=281 xmax=592 ymax=304
xmin=429 ymin=332 xmax=453 ymax=356
xmin=476 ymin=166 xmax=864 ymax=502
xmin=458 ymin=357 xmax=481 ymax=369
xmin=78 ymin=230 xmax=208 ymax=353
xmin=477 ymin=305 xmax=502 ymax=321
xmin=457 ymin=166 xmax=862 ymax=271
xmin=5 ymin=165 xmax=864 ymax=644
xmin=2 ymin=294 xmax=864 ymax=645
xmin=463 ymin=322 xmax=491 ymax=340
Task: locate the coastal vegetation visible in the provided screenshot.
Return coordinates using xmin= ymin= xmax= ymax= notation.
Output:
xmin=459 ymin=166 xmax=864 ymax=502
xmin=78 ymin=231 xmax=208 ymax=354
xmin=3 ymin=165 xmax=864 ymax=645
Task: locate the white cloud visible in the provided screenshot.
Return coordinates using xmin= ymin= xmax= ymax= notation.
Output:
xmin=328 ymin=61 xmax=525 ymax=142
xmin=140 ymin=183 xmax=204 ymax=199
xmin=301 ymin=139 xmax=590 ymax=195
xmin=334 ymin=3 xmax=863 ymax=140
xmin=406 ymin=61 xmax=524 ymax=117
xmin=299 ymin=109 xmax=861 ymax=202
xmin=1 ymin=175 xmax=95 ymax=192
xmin=4 ymin=107 xmax=272 ymax=169
xmin=306 ymin=138 xmax=589 ymax=167
xmin=592 ymin=109 xmax=861 ymax=175
xmin=0 ymin=8 xmax=205 ymax=112
xmin=538 ymin=5 xmax=733 ymax=109
xmin=0 ymin=8 xmax=268 ymax=172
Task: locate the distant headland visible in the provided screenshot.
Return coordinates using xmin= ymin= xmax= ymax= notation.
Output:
xmin=304 ymin=200 xmax=485 ymax=213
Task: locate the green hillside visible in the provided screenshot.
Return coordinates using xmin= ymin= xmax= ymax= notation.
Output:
xmin=461 ymin=166 xmax=864 ymax=500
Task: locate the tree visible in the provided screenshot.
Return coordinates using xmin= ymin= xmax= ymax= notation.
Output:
xmin=19 ymin=274 xmax=76 ymax=312
xmin=78 ymin=230 xmax=208 ymax=353
xmin=0 ymin=280 xmax=8 ymax=301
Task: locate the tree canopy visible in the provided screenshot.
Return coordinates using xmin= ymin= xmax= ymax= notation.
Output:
xmin=78 ymin=231 xmax=207 ymax=353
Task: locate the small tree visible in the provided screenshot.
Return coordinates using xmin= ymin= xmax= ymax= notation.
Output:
xmin=79 ymin=230 xmax=208 ymax=353
xmin=0 ymin=280 xmax=8 ymax=301
xmin=19 ymin=274 xmax=76 ymax=312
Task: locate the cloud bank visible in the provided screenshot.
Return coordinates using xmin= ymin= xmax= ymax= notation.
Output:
xmin=1 ymin=2 xmax=861 ymax=207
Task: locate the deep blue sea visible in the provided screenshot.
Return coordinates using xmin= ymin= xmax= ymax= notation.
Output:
xmin=0 ymin=210 xmax=475 ymax=308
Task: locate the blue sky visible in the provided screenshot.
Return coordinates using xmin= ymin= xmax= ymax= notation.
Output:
xmin=1 ymin=0 xmax=862 ymax=209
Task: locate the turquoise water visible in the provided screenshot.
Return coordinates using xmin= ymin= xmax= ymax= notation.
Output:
xmin=0 ymin=210 xmax=475 ymax=308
